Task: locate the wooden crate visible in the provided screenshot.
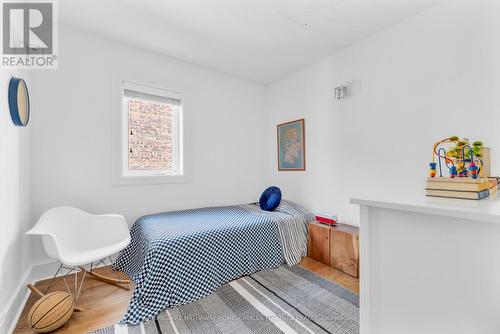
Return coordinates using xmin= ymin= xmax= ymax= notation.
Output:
xmin=330 ymin=224 xmax=359 ymax=277
xmin=308 ymin=221 xmax=330 ymax=265
xmin=308 ymin=222 xmax=359 ymax=277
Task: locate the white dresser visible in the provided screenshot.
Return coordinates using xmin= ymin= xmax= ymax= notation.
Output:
xmin=351 ymin=194 xmax=500 ymax=334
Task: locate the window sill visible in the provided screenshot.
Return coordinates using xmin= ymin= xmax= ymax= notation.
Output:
xmin=112 ymin=174 xmax=190 ymax=186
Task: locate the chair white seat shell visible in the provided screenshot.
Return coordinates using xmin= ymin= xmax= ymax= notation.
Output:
xmin=27 ymin=207 xmax=131 ymax=266
xmin=26 ymin=207 xmax=131 ymax=307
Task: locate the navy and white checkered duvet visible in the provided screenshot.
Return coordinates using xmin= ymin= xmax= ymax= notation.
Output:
xmin=113 ymin=200 xmax=313 ymax=325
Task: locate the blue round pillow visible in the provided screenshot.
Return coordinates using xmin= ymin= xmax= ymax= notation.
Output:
xmin=259 ymin=186 xmax=282 ymax=211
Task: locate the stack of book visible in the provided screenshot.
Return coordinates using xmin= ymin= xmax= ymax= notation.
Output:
xmin=426 ymin=177 xmax=491 ymax=200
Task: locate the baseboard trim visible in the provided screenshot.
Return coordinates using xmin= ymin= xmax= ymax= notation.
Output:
xmin=5 ymin=259 xmax=112 ymax=334
xmin=3 ymin=259 xmax=59 ymax=334
xmin=3 ymin=265 xmax=32 ymax=334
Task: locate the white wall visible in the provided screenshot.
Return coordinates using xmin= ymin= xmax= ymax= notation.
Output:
xmin=0 ymin=70 xmax=32 ymax=332
xmin=29 ymin=26 xmax=269 ymax=264
xmin=267 ymin=0 xmax=500 ymax=225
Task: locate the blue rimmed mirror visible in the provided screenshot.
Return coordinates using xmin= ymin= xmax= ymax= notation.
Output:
xmin=8 ymin=77 xmax=30 ymax=126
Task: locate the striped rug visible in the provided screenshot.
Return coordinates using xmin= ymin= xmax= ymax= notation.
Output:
xmin=89 ymin=266 xmax=359 ymax=334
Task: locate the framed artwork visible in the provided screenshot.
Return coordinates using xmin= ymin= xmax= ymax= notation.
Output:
xmin=277 ymin=118 xmax=305 ymax=171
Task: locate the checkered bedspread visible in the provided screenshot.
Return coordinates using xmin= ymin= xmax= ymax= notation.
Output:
xmin=113 ymin=200 xmax=313 ymax=325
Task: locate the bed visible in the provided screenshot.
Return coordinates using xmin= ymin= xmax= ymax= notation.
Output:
xmin=113 ymin=200 xmax=314 ymax=325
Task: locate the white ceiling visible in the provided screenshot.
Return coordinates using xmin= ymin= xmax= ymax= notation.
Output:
xmin=60 ymin=0 xmax=439 ymax=84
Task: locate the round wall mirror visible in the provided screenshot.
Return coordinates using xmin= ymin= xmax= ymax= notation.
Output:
xmin=8 ymin=77 xmax=30 ymax=127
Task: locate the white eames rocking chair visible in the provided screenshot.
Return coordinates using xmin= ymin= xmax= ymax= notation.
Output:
xmin=26 ymin=207 xmax=131 ymax=308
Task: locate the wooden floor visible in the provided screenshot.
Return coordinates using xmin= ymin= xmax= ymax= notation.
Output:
xmin=299 ymin=256 xmax=359 ymax=294
xmin=14 ymin=257 xmax=358 ymax=333
xmin=14 ymin=267 xmax=133 ymax=334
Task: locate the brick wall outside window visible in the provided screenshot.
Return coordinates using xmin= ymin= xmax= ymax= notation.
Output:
xmin=128 ymin=99 xmax=173 ymax=171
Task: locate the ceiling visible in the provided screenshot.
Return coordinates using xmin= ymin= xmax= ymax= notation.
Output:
xmin=60 ymin=0 xmax=439 ymax=84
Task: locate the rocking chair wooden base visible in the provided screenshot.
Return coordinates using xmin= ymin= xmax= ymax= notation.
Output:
xmin=41 ymin=260 xmax=131 ymax=313
xmin=78 ymin=266 xmax=131 ymax=290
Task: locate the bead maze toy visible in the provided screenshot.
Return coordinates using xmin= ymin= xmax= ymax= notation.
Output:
xmin=449 ymin=166 xmax=457 ymax=178
xmin=429 ymin=136 xmax=485 ymax=179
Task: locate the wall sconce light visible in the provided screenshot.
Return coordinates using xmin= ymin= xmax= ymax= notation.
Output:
xmin=334 ymin=86 xmax=347 ymax=99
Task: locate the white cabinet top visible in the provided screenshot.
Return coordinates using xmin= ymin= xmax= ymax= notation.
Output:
xmin=351 ymin=193 xmax=500 ymax=224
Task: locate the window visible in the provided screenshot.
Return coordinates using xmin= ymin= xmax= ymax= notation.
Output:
xmin=121 ymin=81 xmax=184 ymax=180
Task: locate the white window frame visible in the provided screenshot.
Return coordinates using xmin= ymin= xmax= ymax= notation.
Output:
xmin=112 ymin=79 xmax=189 ymax=185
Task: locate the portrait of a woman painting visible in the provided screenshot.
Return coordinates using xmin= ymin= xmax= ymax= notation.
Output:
xmin=277 ymin=119 xmax=305 ymax=171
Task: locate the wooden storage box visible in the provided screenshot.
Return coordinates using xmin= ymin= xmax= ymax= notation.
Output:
xmin=308 ymin=221 xmax=331 ymax=265
xmin=308 ymin=221 xmax=359 ymax=277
